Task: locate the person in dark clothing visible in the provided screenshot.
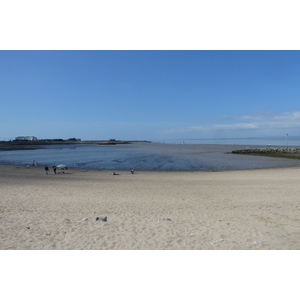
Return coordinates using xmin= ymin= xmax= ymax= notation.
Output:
xmin=44 ymin=166 xmax=49 ymax=175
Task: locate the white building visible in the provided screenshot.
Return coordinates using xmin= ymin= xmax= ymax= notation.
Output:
xmin=15 ymin=136 xmax=38 ymax=141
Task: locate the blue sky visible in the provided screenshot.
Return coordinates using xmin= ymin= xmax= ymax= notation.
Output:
xmin=1 ymin=50 xmax=300 ymax=141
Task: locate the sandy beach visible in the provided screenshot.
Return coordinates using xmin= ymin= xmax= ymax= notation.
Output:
xmin=1 ymin=164 xmax=300 ymax=250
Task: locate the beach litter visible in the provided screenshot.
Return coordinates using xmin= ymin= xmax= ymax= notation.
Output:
xmin=157 ymin=218 xmax=172 ymax=222
xmin=26 ymin=227 xmax=30 ymax=229
xmin=96 ymin=216 xmax=107 ymax=222
xmin=210 ymin=238 xmax=226 ymax=245
xmin=82 ymin=218 xmax=88 ymax=221
xmin=253 ymin=240 xmax=263 ymax=244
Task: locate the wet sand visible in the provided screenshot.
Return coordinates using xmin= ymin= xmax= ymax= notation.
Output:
xmin=1 ymin=164 xmax=300 ymax=249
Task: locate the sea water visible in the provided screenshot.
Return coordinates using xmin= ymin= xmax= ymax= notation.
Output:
xmin=1 ymin=141 xmax=300 ymax=171
xmin=152 ymin=137 xmax=300 ymax=146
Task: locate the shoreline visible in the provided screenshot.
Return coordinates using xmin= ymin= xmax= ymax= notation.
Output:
xmin=0 ymin=140 xmax=151 ymax=150
xmin=1 ymin=162 xmax=300 ymax=173
xmin=1 ymin=164 xmax=300 ymax=250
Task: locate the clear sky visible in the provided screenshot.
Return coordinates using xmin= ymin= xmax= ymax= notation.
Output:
xmin=1 ymin=50 xmax=300 ymax=141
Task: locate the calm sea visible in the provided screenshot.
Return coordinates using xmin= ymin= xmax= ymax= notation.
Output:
xmin=152 ymin=137 xmax=300 ymax=146
xmin=1 ymin=138 xmax=300 ymax=171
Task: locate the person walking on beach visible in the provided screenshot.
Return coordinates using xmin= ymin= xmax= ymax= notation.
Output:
xmin=52 ymin=165 xmax=57 ymax=174
xmin=44 ymin=166 xmax=49 ymax=175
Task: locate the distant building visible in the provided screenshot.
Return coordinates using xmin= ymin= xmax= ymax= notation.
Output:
xmin=15 ymin=136 xmax=38 ymax=141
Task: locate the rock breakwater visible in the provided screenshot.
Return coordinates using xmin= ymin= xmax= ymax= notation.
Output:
xmin=232 ymin=147 xmax=300 ymax=155
xmin=233 ymin=147 xmax=300 ymax=154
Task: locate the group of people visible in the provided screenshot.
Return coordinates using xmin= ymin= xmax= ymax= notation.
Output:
xmin=44 ymin=166 xmax=134 ymax=175
xmin=44 ymin=165 xmax=57 ymax=175
xmin=113 ymin=169 xmax=135 ymax=175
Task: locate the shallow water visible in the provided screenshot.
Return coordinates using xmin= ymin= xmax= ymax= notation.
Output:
xmin=1 ymin=142 xmax=300 ymax=171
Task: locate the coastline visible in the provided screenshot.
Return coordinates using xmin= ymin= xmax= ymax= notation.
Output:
xmin=1 ymin=164 xmax=300 ymax=250
xmin=0 ymin=139 xmax=150 ymax=150
xmin=1 ymin=142 xmax=300 ymax=171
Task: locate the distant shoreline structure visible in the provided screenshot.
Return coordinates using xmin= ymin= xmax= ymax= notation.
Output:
xmin=0 ymin=138 xmax=151 ymax=151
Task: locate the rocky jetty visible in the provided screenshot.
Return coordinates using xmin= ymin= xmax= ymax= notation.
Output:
xmin=232 ymin=147 xmax=300 ymax=155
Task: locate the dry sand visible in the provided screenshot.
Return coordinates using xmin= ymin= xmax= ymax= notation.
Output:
xmin=1 ymin=164 xmax=300 ymax=250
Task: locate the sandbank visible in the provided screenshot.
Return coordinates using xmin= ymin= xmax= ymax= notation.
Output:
xmin=1 ymin=164 xmax=300 ymax=249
